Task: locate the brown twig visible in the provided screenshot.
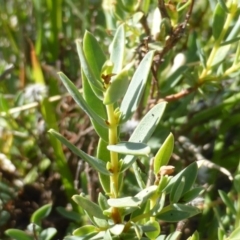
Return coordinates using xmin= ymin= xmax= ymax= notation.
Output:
xmin=158 ymin=0 xmax=171 ymax=21
xmin=148 ymin=85 xmax=198 ymax=109
xmin=140 ymin=14 xmax=151 ymax=36
xmin=148 ymin=0 xmax=195 ymax=104
xmin=155 ymin=0 xmax=195 ymax=65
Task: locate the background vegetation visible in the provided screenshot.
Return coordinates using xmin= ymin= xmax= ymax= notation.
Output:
xmin=0 ymin=0 xmax=240 ymax=239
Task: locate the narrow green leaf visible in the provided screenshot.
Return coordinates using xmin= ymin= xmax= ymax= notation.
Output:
xmin=218 ymin=228 xmax=225 ymax=240
xmin=73 ymin=225 xmax=96 ymax=237
xmin=58 ymin=72 xmax=107 ymax=129
xmin=170 ymin=177 xmax=185 ymax=203
xmin=128 ymin=202 xmax=146 ymax=219
xmin=93 ymin=217 xmax=108 ymax=228
xmin=81 ymin=31 xmax=108 ymax=139
xmin=212 ymin=3 xmax=226 ymax=40
xmin=132 ymin=160 xmax=146 ymax=189
xmin=164 ymin=162 xmax=198 ymax=195
xmin=109 ymin=224 xmax=125 ymax=235
xmin=39 ymin=228 xmax=57 ymax=240
xmin=218 ymin=190 xmax=237 ymax=215
xmin=140 ymin=0 xmax=150 ymax=14
xmin=103 ymin=69 xmax=129 ymax=105
xmin=98 ymin=192 xmax=109 ymax=211
xmin=108 ymin=196 xmax=139 ymax=208
xmin=4 ymin=229 xmax=33 ymax=240
xmin=196 ymin=40 xmax=207 ymax=68
xmin=27 ymin=223 xmax=41 ymax=233
xmin=154 ymin=133 xmax=174 ymax=174
xmin=121 ymin=102 xmax=167 ymax=172
xmin=103 ymin=230 xmax=112 ymax=240
xmin=210 ymin=44 xmax=229 ymax=66
xmin=226 ymin=226 xmax=240 ymax=239
xmin=161 ymin=66 xmax=188 ymax=92
xmin=108 ymin=142 xmax=151 ymax=156
xmin=217 ymin=0 xmax=229 ymax=13
xmin=181 ymin=187 xmax=204 ymax=203
xmin=157 ymin=204 xmax=201 ymax=222
xmin=211 ymin=15 xmax=240 ymax=67
xmin=82 ymin=71 xmax=108 ymax=142
xmin=110 ymin=24 xmax=125 ymax=73
xmin=220 ymin=36 xmax=240 ymax=46
xmin=56 ymin=207 xmax=80 ymax=222
xmin=31 ymin=203 xmax=52 ymax=226
xmin=108 ymin=185 xmax=157 ymax=207
xmin=49 ymin=129 xmax=110 ymax=175
xmin=120 ymin=50 xmax=155 ymax=122
xmin=133 ymin=223 xmax=143 ymax=239
xmin=76 ymin=39 xmax=103 ymax=92
xmin=145 ymin=221 xmax=160 ymax=239
xmin=156 ymin=236 xmax=166 ymax=240
xmin=72 ymin=195 xmax=107 ymax=220
xmin=234 ymin=174 xmax=240 ymax=193
xmin=64 ymin=237 xmax=86 ymax=240
xmin=121 ymin=0 xmax=139 ymax=12
xmin=83 ymin=31 xmax=106 ymax=80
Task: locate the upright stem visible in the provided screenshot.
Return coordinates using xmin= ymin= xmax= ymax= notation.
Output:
xmin=106 ymin=103 xmax=122 ymax=223
xmin=106 ymin=104 xmax=119 ymax=198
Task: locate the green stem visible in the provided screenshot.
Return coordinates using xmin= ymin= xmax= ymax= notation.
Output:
xmin=106 ymin=104 xmax=119 ymax=198
xmin=106 ymin=103 xmax=122 ymax=223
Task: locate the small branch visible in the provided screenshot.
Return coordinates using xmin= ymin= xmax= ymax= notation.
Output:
xmin=149 ymin=86 xmax=197 ymax=108
xmin=158 ymin=0 xmax=171 ymax=22
xmin=140 ymin=14 xmax=151 ymax=36
xmin=178 ymin=136 xmax=233 ymax=181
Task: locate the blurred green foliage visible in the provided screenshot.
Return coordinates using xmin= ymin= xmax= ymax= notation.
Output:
xmin=0 ymin=0 xmax=240 ymax=239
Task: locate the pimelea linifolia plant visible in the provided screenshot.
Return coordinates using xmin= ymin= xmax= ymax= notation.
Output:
xmin=49 ymin=24 xmax=201 ymax=240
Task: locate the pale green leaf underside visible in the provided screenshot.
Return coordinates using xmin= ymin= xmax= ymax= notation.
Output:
xmin=120 ymin=50 xmax=155 ymax=122
xmin=108 ymin=185 xmax=157 ymax=207
xmin=107 ymin=142 xmax=151 ymax=156
xmin=72 ymin=195 xmax=107 ymax=220
xmin=73 ymin=225 xmax=96 ymax=237
xmin=121 ymin=102 xmax=167 ymax=172
xmin=226 ymin=226 xmax=240 ymax=239
xmin=110 ymin=24 xmax=125 ymax=74
xmin=30 ymin=203 xmax=52 ymax=226
xmin=109 ymin=224 xmax=125 ymax=235
xmin=48 ymin=129 xmax=110 ymax=175
xmin=39 ymin=228 xmax=57 ymax=240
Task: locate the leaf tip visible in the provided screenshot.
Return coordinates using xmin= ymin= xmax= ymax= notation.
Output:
xmin=48 ymin=129 xmax=54 ymax=134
